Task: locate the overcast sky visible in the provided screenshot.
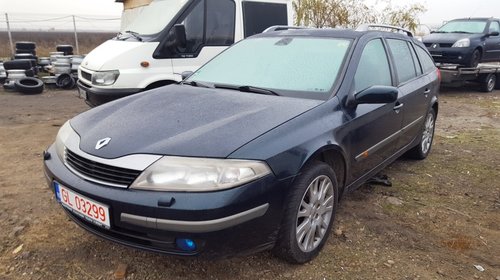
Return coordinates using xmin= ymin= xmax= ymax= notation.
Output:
xmin=0 ymin=0 xmax=499 ymax=31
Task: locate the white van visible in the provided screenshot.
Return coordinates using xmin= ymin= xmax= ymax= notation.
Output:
xmin=77 ymin=0 xmax=293 ymax=106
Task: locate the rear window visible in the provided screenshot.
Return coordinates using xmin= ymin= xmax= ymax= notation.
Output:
xmin=387 ymin=39 xmax=417 ymax=84
xmin=242 ymin=2 xmax=288 ymax=37
xmin=415 ymin=45 xmax=436 ymax=74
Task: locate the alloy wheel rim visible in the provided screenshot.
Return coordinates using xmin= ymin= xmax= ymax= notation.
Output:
xmin=296 ymin=175 xmax=334 ymax=252
xmin=421 ymin=113 xmax=435 ymax=154
xmin=488 ymin=76 xmax=496 ymax=92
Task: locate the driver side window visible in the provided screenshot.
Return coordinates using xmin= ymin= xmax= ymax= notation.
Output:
xmin=354 ymin=39 xmax=392 ymax=93
xmin=489 ymin=21 xmax=500 ymax=34
xmin=181 ymin=0 xmax=204 ymax=53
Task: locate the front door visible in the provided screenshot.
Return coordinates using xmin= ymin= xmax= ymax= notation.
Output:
xmin=483 ymin=21 xmax=500 ymax=61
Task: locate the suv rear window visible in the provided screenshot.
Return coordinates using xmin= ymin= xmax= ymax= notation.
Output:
xmin=242 ymin=1 xmax=287 ymax=37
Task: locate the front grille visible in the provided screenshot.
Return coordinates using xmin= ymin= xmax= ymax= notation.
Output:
xmin=80 ymin=69 xmax=92 ymax=82
xmin=439 ymin=43 xmax=453 ymax=48
xmin=65 ymin=148 xmax=141 ymax=187
xmin=424 ymin=43 xmax=432 ymax=47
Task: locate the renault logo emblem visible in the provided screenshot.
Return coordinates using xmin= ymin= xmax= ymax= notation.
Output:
xmin=95 ymin=137 xmax=111 ymax=150
xmin=432 ymin=44 xmax=438 ymax=49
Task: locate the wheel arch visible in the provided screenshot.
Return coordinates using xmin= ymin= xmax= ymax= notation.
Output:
xmin=301 ymin=145 xmax=348 ymax=196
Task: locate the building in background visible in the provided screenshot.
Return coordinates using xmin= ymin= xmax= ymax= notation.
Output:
xmin=115 ymin=0 xmax=153 ymax=30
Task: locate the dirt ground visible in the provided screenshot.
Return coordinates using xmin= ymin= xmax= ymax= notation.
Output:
xmin=0 ymin=85 xmax=498 ymax=280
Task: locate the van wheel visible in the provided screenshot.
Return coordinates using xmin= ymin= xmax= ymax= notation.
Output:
xmin=407 ymin=108 xmax=436 ymax=160
xmin=481 ymin=73 xmax=497 ymax=92
xmin=273 ymin=161 xmax=338 ymax=264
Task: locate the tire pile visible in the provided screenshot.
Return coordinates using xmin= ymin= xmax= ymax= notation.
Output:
xmin=2 ymin=41 xmax=85 ymax=95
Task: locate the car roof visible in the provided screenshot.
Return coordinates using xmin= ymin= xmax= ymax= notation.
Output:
xmin=256 ymin=27 xmax=418 ymax=43
xmin=449 ymin=17 xmax=500 ymax=21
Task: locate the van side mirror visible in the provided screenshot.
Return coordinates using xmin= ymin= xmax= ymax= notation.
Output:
xmin=354 ymin=86 xmax=398 ymax=104
xmin=173 ymin=24 xmax=187 ymax=49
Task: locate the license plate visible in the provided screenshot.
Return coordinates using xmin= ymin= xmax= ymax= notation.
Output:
xmin=78 ymin=87 xmax=87 ymax=100
xmin=54 ymin=182 xmax=111 ymax=229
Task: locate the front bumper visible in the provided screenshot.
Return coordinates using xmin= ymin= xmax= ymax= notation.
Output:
xmin=43 ymin=144 xmax=289 ymax=258
xmin=77 ymin=80 xmax=142 ymax=107
xmin=427 ymin=47 xmax=473 ymax=65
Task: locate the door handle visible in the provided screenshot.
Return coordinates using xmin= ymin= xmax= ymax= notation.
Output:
xmin=424 ymin=88 xmax=431 ymax=94
xmin=393 ymin=102 xmax=404 ymax=112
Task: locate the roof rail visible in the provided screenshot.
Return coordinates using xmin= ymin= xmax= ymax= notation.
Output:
xmin=356 ymin=24 xmax=413 ymax=37
xmin=263 ymin=25 xmax=308 ymax=33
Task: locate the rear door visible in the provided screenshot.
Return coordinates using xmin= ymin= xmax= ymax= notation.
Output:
xmin=345 ymin=38 xmax=404 ymax=179
xmin=385 ymin=39 xmax=431 ymax=148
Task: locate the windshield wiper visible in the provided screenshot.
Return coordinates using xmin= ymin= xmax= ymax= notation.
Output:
xmin=182 ymin=80 xmax=213 ymax=88
xmin=433 ymin=31 xmax=448 ymax=33
xmin=214 ymin=84 xmax=280 ymax=96
xmin=117 ymin=30 xmax=143 ymax=41
xmin=450 ymin=31 xmax=472 ymax=34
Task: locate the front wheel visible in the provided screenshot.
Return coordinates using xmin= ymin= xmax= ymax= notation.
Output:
xmin=407 ymin=108 xmax=436 ymax=160
xmin=273 ymin=161 xmax=338 ymax=263
xmin=467 ymin=49 xmax=481 ymax=68
xmin=480 ymin=73 xmax=496 ymax=92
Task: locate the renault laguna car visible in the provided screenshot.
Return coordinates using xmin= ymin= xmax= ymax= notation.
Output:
xmin=43 ymin=25 xmax=439 ymax=263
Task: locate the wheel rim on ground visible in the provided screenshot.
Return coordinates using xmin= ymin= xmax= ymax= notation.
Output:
xmin=421 ymin=112 xmax=435 ymax=154
xmin=296 ymin=175 xmax=334 ymax=252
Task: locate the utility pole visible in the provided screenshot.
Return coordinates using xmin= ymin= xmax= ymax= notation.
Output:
xmin=72 ymin=15 xmax=79 ymax=54
xmin=5 ymin=13 xmax=14 ymax=57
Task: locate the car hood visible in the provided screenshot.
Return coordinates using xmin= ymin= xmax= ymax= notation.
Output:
xmin=70 ymin=85 xmax=322 ymax=159
xmin=423 ymin=33 xmax=482 ymax=44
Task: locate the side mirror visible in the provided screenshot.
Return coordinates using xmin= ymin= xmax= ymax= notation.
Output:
xmin=354 ymin=86 xmax=398 ymax=104
xmin=487 ymin=31 xmax=500 ymax=37
xmin=181 ymin=71 xmax=193 ymax=80
xmin=165 ymin=24 xmax=187 ymax=50
xmin=173 ymin=24 xmax=187 ymax=49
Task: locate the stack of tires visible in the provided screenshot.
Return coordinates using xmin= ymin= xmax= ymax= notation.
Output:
xmin=15 ymin=41 xmax=36 ymax=56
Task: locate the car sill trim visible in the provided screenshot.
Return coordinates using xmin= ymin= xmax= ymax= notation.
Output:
xmin=121 ymin=203 xmax=269 ymax=233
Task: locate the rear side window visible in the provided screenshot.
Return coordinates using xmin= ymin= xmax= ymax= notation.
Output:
xmin=242 ymin=1 xmax=288 ymax=37
xmin=409 ymin=44 xmax=423 ymax=75
xmin=354 ymin=39 xmax=392 ymax=93
xmin=387 ymin=39 xmax=417 ymax=84
xmin=415 ymin=45 xmax=436 ymax=74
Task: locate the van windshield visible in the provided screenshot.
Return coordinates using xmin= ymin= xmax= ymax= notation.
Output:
xmin=186 ymin=37 xmax=352 ymax=100
xmin=438 ymin=20 xmax=487 ymax=34
xmin=122 ymin=0 xmax=189 ymax=35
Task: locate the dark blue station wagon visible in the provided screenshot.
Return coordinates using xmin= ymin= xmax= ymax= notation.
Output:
xmin=44 ymin=25 xmax=440 ymax=263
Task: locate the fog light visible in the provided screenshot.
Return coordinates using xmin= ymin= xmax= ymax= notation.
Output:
xmin=458 ymin=56 xmax=463 ymax=60
xmin=176 ymin=238 xmax=196 ymax=251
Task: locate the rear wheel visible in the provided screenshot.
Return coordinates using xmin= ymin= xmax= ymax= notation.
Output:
xmin=407 ymin=108 xmax=436 ymax=160
xmin=273 ymin=161 xmax=338 ymax=264
xmin=480 ymin=73 xmax=497 ymax=92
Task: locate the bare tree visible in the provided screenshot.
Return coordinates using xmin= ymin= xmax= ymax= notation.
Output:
xmin=294 ymin=0 xmax=426 ymax=32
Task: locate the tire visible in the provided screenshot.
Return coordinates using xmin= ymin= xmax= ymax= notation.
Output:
xmin=480 ymin=73 xmax=496 ymax=92
xmin=3 ymin=59 xmax=32 ymax=70
xmin=273 ymin=161 xmax=338 ymax=264
xmin=56 ymin=45 xmax=74 ymax=55
xmin=16 ymin=48 xmax=36 ymax=55
xmin=15 ymin=41 xmax=36 ymax=50
xmin=56 ymin=73 xmax=75 ymax=89
xmin=467 ymin=49 xmax=481 ymax=68
xmin=406 ymin=108 xmax=436 ymax=160
xmin=14 ymin=77 xmax=44 ymax=94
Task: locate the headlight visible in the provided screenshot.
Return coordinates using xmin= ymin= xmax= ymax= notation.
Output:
xmin=92 ymin=70 xmax=119 ymax=86
xmin=55 ymin=121 xmax=73 ymax=161
xmin=452 ymin=38 xmax=470 ymax=48
xmin=130 ymin=156 xmax=272 ymax=192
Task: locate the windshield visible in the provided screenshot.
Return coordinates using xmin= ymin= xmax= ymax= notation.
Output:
xmin=122 ymin=0 xmax=188 ymax=35
xmin=187 ymin=37 xmax=352 ymax=100
xmin=438 ymin=20 xmax=487 ymax=33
